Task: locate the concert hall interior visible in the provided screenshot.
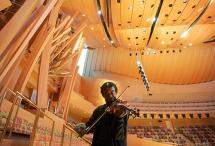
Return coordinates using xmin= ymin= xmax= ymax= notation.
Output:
xmin=0 ymin=0 xmax=215 ymax=145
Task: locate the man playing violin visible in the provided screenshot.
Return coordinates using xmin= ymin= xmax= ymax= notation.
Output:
xmin=75 ymin=81 xmax=129 ymax=146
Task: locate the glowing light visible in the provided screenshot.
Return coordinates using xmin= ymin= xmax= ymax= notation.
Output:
xmin=136 ymin=61 xmax=141 ymax=66
xmin=146 ymin=18 xmax=151 ymax=22
xmin=140 ymin=0 xmax=144 ymax=4
xmin=197 ymin=7 xmax=203 ymax=12
xmin=180 ymin=28 xmax=191 ymax=38
xmin=152 ymin=17 xmax=156 ymax=22
xmin=90 ymin=27 xmax=94 ymax=30
xmin=128 ymin=5 xmax=132 ymax=11
xmin=161 ymin=41 xmax=165 ymax=44
xmin=98 ymin=10 xmax=102 ymax=15
xmin=82 ymin=14 xmax=86 ymax=17
xmin=188 ymin=43 xmax=192 ymax=46
xmin=110 ymin=40 xmax=114 ymax=44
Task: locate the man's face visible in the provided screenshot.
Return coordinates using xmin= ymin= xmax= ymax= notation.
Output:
xmin=103 ymin=86 xmax=117 ymax=105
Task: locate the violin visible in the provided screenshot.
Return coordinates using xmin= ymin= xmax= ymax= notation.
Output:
xmin=108 ymin=99 xmax=140 ymax=118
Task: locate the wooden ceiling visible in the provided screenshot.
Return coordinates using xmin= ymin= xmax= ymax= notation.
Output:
xmin=62 ymin=0 xmax=215 ymax=85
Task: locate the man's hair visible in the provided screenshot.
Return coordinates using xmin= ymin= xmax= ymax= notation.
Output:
xmin=100 ymin=82 xmax=118 ymax=97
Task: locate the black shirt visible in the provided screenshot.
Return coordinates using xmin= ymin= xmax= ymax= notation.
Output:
xmin=86 ymin=104 xmax=128 ymax=146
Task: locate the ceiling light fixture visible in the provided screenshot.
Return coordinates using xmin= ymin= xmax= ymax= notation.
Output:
xmin=90 ymin=27 xmax=94 ymax=30
xmin=110 ymin=40 xmax=114 ymax=44
xmin=82 ymin=14 xmax=86 ymax=17
xmin=136 ymin=61 xmax=150 ymax=91
xmin=188 ymin=43 xmax=192 ymax=46
xmin=161 ymin=41 xmax=165 ymax=44
xmin=128 ymin=5 xmax=132 ymax=11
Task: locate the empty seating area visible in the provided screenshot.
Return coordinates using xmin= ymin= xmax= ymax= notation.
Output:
xmin=177 ymin=125 xmax=215 ymax=146
xmin=128 ymin=126 xmax=186 ymax=145
xmin=128 ymin=125 xmax=215 ymax=146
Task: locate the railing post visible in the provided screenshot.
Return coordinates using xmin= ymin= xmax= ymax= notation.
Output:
xmin=8 ymin=96 xmax=22 ymax=137
xmin=69 ymin=130 xmax=72 ymax=146
xmin=61 ymin=124 xmax=65 ymax=145
xmin=49 ymin=121 xmax=55 ymax=146
xmin=29 ymin=109 xmax=40 ymax=146
xmin=0 ymin=91 xmax=18 ymax=143
xmin=0 ymin=88 xmax=8 ymax=109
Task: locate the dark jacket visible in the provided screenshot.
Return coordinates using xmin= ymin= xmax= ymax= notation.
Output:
xmin=86 ymin=104 xmax=128 ymax=146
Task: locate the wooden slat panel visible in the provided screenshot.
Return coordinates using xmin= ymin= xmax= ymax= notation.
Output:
xmin=165 ymin=0 xmax=187 ymax=26
xmin=0 ymin=0 xmax=40 ymax=57
xmin=156 ymin=0 xmax=174 ymax=26
xmin=130 ymin=0 xmax=145 ymax=28
xmin=0 ymin=0 xmax=11 ymax=11
xmin=140 ymin=0 xmax=158 ymax=27
xmin=90 ymin=48 xmax=98 ymax=72
xmin=183 ymin=0 xmax=206 ymax=25
xmin=111 ymin=0 xmax=121 ymax=28
xmin=120 ymin=0 xmax=133 ymax=28
xmin=197 ymin=1 xmax=215 ymax=24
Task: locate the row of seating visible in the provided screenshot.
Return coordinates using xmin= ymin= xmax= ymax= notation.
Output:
xmin=128 ymin=125 xmax=215 ymax=146
xmin=177 ymin=125 xmax=215 ymax=146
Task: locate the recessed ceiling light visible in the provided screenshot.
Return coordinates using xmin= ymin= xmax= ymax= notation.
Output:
xmin=213 ymin=20 xmax=215 ymax=23
xmin=110 ymin=40 xmax=114 ymax=44
xmin=82 ymin=14 xmax=86 ymax=17
xmin=128 ymin=5 xmax=132 ymax=11
xmin=161 ymin=41 xmax=165 ymax=44
xmin=198 ymin=7 xmax=203 ymax=12
xmin=139 ymin=0 xmax=144 ymax=4
xmin=136 ymin=61 xmax=141 ymax=65
xmin=90 ymin=27 xmax=94 ymax=30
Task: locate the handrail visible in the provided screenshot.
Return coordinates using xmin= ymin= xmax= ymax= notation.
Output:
xmin=0 ymin=89 xmax=20 ymax=144
xmin=64 ymin=123 xmax=92 ymax=145
xmin=0 ymin=88 xmax=16 ymax=109
xmin=16 ymin=91 xmax=55 ymax=146
xmin=0 ymin=88 xmax=91 ymax=145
